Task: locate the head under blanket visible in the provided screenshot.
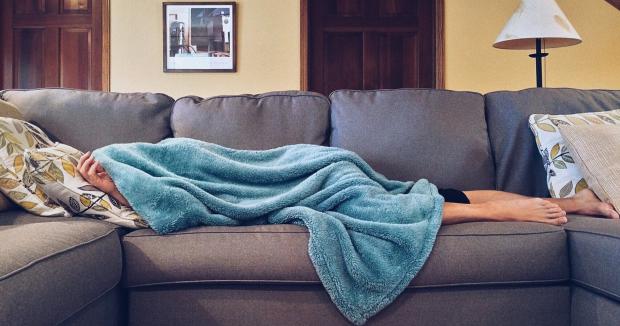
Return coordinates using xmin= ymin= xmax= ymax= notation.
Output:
xmin=93 ymin=138 xmax=443 ymax=325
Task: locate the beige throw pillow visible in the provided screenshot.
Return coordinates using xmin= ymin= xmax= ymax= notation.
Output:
xmin=0 ymin=99 xmax=24 ymax=120
xmin=24 ymin=142 xmax=148 ymax=228
xmin=559 ymin=124 xmax=620 ymax=213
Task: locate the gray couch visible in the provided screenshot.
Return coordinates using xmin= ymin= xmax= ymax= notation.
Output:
xmin=0 ymin=88 xmax=619 ymax=326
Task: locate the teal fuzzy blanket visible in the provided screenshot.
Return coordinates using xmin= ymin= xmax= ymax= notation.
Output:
xmin=93 ymin=138 xmax=443 ymax=325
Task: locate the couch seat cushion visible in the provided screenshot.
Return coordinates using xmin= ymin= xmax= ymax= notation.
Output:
xmin=122 ymin=221 xmax=568 ymax=288
xmin=565 ymin=215 xmax=620 ymax=301
xmin=0 ymin=211 xmax=123 ymax=325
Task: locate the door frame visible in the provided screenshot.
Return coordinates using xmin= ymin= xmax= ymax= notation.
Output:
xmin=0 ymin=0 xmax=111 ymax=91
xmin=299 ymin=0 xmax=445 ymax=90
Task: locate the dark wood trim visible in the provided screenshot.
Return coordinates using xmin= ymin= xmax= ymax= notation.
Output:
xmin=434 ymin=0 xmax=445 ymax=89
xmin=300 ymin=0 xmax=445 ymax=90
xmin=162 ymin=2 xmax=238 ymax=73
xmin=1 ymin=0 xmax=14 ymax=89
xmin=102 ymin=0 xmax=110 ymax=91
xmin=300 ymin=0 xmax=308 ymax=90
xmin=607 ymin=0 xmax=620 ymax=11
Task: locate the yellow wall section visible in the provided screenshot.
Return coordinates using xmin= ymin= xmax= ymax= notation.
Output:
xmin=445 ymin=0 xmax=620 ymax=93
xmin=111 ymin=1 xmax=620 ymax=97
xmin=110 ymin=0 xmax=301 ymax=99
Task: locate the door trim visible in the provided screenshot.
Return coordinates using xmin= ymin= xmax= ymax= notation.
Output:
xmin=299 ymin=0 xmax=445 ymax=90
xmin=102 ymin=0 xmax=110 ymax=91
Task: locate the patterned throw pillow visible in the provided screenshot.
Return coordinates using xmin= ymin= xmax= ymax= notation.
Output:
xmin=529 ymin=109 xmax=620 ymax=198
xmin=24 ymin=142 xmax=148 ymax=229
xmin=0 ymin=118 xmax=69 ymax=216
xmin=0 ymin=100 xmax=24 ymax=212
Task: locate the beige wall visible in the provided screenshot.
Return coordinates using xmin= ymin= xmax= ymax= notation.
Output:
xmin=111 ymin=0 xmax=620 ymax=97
xmin=110 ymin=0 xmax=301 ymax=99
xmin=445 ymin=0 xmax=620 ymax=93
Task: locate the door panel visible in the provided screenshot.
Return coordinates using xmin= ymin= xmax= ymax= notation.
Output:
xmin=13 ymin=28 xmax=45 ymax=88
xmin=60 ymin=28 xmax=92 ymax=89
xmin=324 ymin=33 xmax=364 ymax=92
xmin=14 ymin=0 xmax=47 ymax=14
xmin=1 ymin=0 xmax=107 ymax=90
xmin=62 ymin=0 xmax=91 ymax=13
xmin=306 ymin=0 xmax=438 ymax=95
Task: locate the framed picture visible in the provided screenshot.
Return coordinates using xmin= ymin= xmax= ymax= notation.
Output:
xmin=163 ymin=2 xmax=236 ymax=72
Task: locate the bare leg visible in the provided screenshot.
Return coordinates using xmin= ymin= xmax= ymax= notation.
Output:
xmin=464 ymin=190 xmax=528 ymax=203
xmin=442 ymin=200 xmax=567 ymax=226
xmin=547 ymin=189 xmax=619 ymax=219
xmin=464 ymin=189 xmax=618 ymax=219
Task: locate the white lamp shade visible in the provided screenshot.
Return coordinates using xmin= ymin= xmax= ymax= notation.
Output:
xmin=494 ymin=0 xmax=582 ymax=50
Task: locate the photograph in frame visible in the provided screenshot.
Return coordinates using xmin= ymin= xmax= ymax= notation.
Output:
xmin=163 ymin=2 xmax=236 ymax=72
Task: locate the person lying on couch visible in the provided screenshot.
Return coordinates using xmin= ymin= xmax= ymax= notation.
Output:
xmin=77 ymin=143 xmax=619 ymax=228
xmin=65 ymin=138 xmax=619 ymax=325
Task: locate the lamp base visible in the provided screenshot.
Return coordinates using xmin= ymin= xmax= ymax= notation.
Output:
xmin=529 ymin=38 xmax=548 ymax=88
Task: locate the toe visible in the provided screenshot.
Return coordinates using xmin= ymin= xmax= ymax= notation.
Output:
xmin=547 ymin=207 xmax=563 ymax=214
xmin=606 ymin=208 xmax=619 ymax=219
xmin=548 ymin=211 xmax=566 ymax=219
xmin=551 ymin=216 xmax=568 ymax=225
xmin=542 ymin=201 xmax=559 ymax=209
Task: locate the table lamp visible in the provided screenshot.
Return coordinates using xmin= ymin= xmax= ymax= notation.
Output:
xmin=493 ymin=0 xmax=582 ymax=87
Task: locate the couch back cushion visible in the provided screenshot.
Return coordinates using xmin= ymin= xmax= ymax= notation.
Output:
xmin=330 ymin=89 xmax=495 ymax=190
xmin=171 ymin=91 xmax=330 ymax=150
xmin=485 ymin=88 xmax=620 ymax=197
xmin=0 ymin=88 xmax=173 ymax=152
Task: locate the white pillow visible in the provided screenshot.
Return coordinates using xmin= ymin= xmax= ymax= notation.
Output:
xmin=24 ymin=142 xmax=148 ymax=229
xmin=529 ymin=109 xmax=620 ymax=198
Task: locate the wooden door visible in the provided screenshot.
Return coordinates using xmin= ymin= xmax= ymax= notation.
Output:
xmin=302 ymin=0 xmax=443 ymax=95
xmin=0 ymin=0 xmax=109 ymax=90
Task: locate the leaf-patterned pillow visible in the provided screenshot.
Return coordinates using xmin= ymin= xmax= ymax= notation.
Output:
xmin=529 ymin=109 xmax=620 ymax=198
xmin=24 ymin=142 xmax=148 ymax=229
xmin=0 ymin=118 xmax=69 ymax=216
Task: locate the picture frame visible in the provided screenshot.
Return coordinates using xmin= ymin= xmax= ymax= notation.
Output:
xmin=163 ymin=2 xmax=237 ymax=72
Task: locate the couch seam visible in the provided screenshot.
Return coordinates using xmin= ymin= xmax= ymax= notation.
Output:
xmin=563 ymin=228 xmax=620 ymax=241
xmin=123 ymin=229 xmax=562 ymax=238
xmin=485 ymin=87 xmax=620 ymax=96
xmin=0 ymin=87 xmax=175 ymax=101
xmin=571 ymin=279 xmax=620 ymax=302
xmin=124 ymin=277 xmax=570 ymax=290
xmin=0 ymin=228 xmax=119 ymax=281
xmin=175 ymin=93 xmax=331 ymax=108
xmin=55 ymin=281 xmax=121 ymax=325
xmin=327 ymin=88 xmax=484 ymax=99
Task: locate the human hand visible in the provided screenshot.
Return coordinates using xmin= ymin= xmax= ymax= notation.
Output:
xmin=77 ymin=152 xmax=118 ymax=194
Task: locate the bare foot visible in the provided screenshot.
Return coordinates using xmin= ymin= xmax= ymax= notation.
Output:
xmin=482 ymin=198 xmax=568 ymax=226
xmin=571 ymin=189 xmax=619 ymax=219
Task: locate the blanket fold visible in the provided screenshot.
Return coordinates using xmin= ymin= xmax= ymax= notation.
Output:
xmin=93 ymin=138 xmax=443 ymax=325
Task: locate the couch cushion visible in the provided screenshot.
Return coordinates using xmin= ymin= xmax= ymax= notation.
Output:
xmin=329 ymin=89 xmax=494 ymax=190
xmin=485 ymin=88 xmax=620 ymax=197
xmin=171 ymin=91 xmax=330 ymax=150
xmin=122 ymin=221 xmax=568 ymax=288
xmin=564 ymin=215 xmax=620 ymax=301
xmin=0 ymin=211 xmax=123 ymax=325
xmin=0 ymin=88 xmax=174 ymax=152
